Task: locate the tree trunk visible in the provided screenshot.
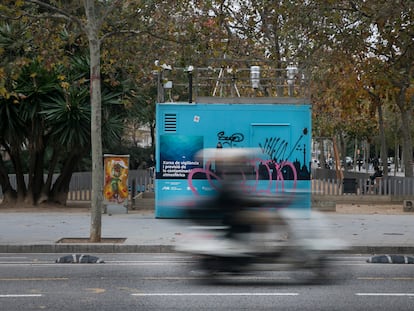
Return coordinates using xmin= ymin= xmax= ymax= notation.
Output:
xmin=8 ymin=147 xmax=27 ymax=204
xmin=400 ymin=110 xmax=413 ymax=177
xmin=0 ymin=156 xmax=17 ymax=204
xmin=38 ymin=147 xmax=60 ymax=204
xmin=84 ymin=0 xmax=103 ymax=242
xmin=31 ymin=148 xmax=46 ymax=205
xmin=332 ymin=135 xmax=342 ymax=180
xmin=353 ymin=138 xmax=357 ymax=172
xmin=339 ymin=132 xmax=347 ymax=171
xmin=394 ymin=143 xmax=399 ymax=175
xmin=396 ymin=87 xmax=413 ymax=177
xmin=319 ymin=138 xmax=326 ymax=168
xmin=50 ymin=150 xmax=84 ymax=205
xmin=377 ymin=104 xmax=388 ymax=177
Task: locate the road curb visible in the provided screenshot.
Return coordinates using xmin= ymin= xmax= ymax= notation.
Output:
xmin=347 ymin=246 xmax=414 ymax=255
xmin=0 ymin=244 xmax=413 ymax=254
xmin=0 ymin=244 xmax=175 ymax=253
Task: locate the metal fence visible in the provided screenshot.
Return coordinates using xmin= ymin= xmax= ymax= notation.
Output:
xmin=0 ymin=169 xmax=154 ymax=201
xmin=156 ymin=62 xmax=310 ymax=103
xmin=311 ymin=168 xmax=414 ymax=197
xmin=2 ymin=168 xmax=413 ymax=201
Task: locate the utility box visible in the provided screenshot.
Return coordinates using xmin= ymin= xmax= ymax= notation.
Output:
xmin=154 ymin=62 xmax=311 ymax=218
xmin=155 ymin=98 xmax=312 ymax=218
xmin=343 ymin=178 xmax=357 ymax=194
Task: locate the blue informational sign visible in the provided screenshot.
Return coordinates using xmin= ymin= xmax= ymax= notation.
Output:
xmin=155 ymin=101 xmax=312 ymax=218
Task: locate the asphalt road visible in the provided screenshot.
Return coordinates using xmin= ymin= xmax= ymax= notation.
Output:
xmin=1 ymin=253 xmax=414 ymax=310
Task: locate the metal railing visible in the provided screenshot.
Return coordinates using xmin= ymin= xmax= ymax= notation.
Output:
xmin=0 ymin=169 xmax=155 ymax=202
xmin=311 ymin=168 xmax=414 ymax=197
xmin=2 ymin=168 xmax=412 ymax=202
xmin=155 ymin=60 xmax=310 ymax=103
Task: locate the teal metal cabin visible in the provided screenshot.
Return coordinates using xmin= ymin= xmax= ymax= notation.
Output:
xmin=155 ymin=97 xmax=312 ymax=218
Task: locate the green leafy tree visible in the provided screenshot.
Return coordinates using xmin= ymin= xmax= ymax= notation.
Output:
xmin=0 ymin=23 xmax=127 ymax=206
xmin=0 ymin=1 xmax=132 ymax=243
xmin=1 ymin=0 xmax=193 ymax=242
xmin=301 ymin=0 xmax=414 ymax=176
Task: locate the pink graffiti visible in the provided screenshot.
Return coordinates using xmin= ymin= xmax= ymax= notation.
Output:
xmin=187 ymin=158 xmax=297 ymax=196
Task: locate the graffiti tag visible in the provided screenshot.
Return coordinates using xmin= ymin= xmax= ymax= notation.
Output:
xmin=259 ymin=137 xmax=288 ymax=161
xmin=217 ymin=131 xmax=245 ymax=147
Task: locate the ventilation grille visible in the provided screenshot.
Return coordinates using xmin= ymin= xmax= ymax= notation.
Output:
xmin=164 ymin=113 xmax=177 ymax=132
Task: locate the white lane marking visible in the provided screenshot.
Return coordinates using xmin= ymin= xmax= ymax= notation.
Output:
xmin=106 ymin=261 xmax=194 ymax=265
xmin=0 ymin=294 xmax=42 ymax=298
xmin=358 ymin=277 xmax=414 ymax=281
xmin=141 ymin=276 xmax=291 ymax=280
xmin=0 ymin=277 xmax=68 ymax=281
xmin=132 ymin=293 xmax=298 ymax=297
xmin=356 ymin=293 xmax=414 ymax=296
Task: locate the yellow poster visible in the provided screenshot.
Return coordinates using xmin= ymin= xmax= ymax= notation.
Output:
xmin=103 ymin=154 xmax=129 ymax=204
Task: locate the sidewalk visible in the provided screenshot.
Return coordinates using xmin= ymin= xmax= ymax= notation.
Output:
xmin=0 ymin=205 xmax=413 ymax=254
